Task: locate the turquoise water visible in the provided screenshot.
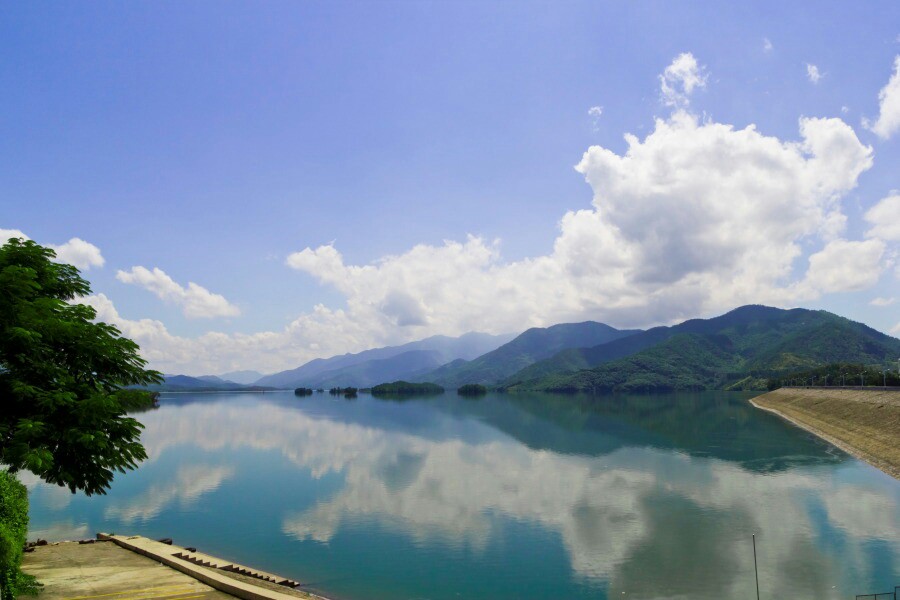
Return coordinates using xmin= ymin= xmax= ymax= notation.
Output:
xmin=27 ymin=391 xmax=899 ymax=600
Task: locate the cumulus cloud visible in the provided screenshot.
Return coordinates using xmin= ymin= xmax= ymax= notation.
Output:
xmin=1 ymin=229 xmax=105 ymax=270
xmin=116 ymin=266 xmax=240 ymax=319
xmin=0 ymin=228 xmax=28 ymax=242
xmin=807 ymin=64 xmax=823 ymax=84
xmin=68 ymin=55 xmax=897 ymax=374
xmin=48 ymin=238 xmax=105 ymax=270
xmin=290 ymin=112 xmax=876 ymax=333
xmin=864 ymin=56 xmax=900 ymax=139
xmin=660 ymin=53 xmax=707 ymax=106
xmin=84 ymin=104 xmax=889 ymax=374
xmin=864 ymin=193 xmax=900 ymax=241
xmin=763 ymin=38 xmax=773 ymax=53
xmin=801 ymin=239 xmax=885 ymax=294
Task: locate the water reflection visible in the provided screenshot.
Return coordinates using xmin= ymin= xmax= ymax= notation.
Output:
xmin=105 ymin=464 xmax=235 ymax=523
xmin=27 ymin=392 xmax=899 ymax=600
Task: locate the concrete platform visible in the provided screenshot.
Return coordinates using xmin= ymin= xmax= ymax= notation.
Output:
xmin=22 ymin=538 xmax=326 ymax=600
xmin=21 ymin=540 xmax=231 ymax=600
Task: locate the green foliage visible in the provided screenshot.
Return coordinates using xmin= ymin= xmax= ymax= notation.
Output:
xmin=294 ymin=387 xmax=314 ymax=396
xmin=527 ymin=334 xmax=742 ymax=393
xmin=371 ymin=381 xmax=444 ymax=395
xmin=508 ymin=306 xmax=900 ymax=393
xmin=767 ymin=362 xmax=900 ymax=389
xmin=112 ymin=389 xmax=159 ymax=412
xmin=457 ymin=384 xmax=488 ymax=396
xmin=0 ymin=470 xmax=35 ymax=600
xmin=0 ymin=239 xmax=162 ymax=495
xmin=426 ymin=322 xmax=637 ymax=388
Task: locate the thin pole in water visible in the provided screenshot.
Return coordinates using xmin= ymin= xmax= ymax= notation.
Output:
xmin=753 ymin=534 xmax=760 ymax=600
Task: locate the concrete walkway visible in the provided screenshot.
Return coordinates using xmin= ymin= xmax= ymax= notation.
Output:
xmin=22 ymin=541 xmax=231 ymax=600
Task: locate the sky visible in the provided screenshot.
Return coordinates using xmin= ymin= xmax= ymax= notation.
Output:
xmin=2 ymin=1 xmax=899 ymax=375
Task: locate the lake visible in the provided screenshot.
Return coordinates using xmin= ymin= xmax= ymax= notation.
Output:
xmin=26 ymin=391 xmax=900 ymax=600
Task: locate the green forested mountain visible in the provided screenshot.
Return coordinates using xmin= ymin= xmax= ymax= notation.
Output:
xmin=423 ymin=321 xmax=640 ymax=388
xmin=505 ymin=306 xmax=900 ymax=392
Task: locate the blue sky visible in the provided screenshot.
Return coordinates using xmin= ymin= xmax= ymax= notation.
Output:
xmin=2 ymin=1 xmax=899 ymax=374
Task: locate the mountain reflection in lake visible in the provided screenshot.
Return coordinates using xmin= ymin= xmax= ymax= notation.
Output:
xmin=26 ymin=391 xmax=899 ymax=600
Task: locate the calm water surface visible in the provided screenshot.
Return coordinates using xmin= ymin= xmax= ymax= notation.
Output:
xmin=27 ymin=391 xmax=899 ymax=600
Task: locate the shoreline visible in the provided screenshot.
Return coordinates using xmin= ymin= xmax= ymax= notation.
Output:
xmin=750 ymin=388 xmax=900 ymax=481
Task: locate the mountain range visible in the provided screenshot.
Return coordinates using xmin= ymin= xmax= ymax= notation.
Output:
xmin=148 ymin=305 xmax=900 ymax=394
xmin=502 ymin=305 xmax=900 ymax=392
xmin=145 ymin=374 xmax=273 ymax=392
xmin=422 ymin=321 xmax=639 ymax=388
xmin=219 ymin=370 xmax=264 ymax=385
xmin=253 ymin=331 xmax=516 ymax=389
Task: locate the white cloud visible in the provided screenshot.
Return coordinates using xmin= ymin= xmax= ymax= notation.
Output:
xmin=69 ymin=53 xmax=894 ymax=374
xmin=286 ymin=113 xmax=877 ymax=342
xmin=116 ymin=266 xmax=240 ymax=319
xmin=801 ymin=239 xmax=886 ymax=294
xmin=841 ymin=106 xmax=849 ymax=114
xmin=807 ymin=64 xmax=823 ymax=84
xmin=79 ymin=292 xmax=378 ymax=374
xmin=1 ymin=229 xmax=105 ymax=270
xmin=864 ymin=56 xmax=900 ymax=139
xmin=892 ymin=322 xmax=900 ymax=335
xmin=48 ymin=238 xmax=105 ymax=270
xmin=870 ymin=296 xmax=896 ymax=307
xmin=660 ymin=53 xmax=707 ymax=107
xmin=864 ymin=193 xmax=900 ymax=241
xmin=104 ymin=464 xmax=234 ymax=523
xmin=0 ymin=228 xmax=28 ymax=242
xmin=588 ymin=106 xmax=603 ymax=131
xmin=83 ymin=106 xmax=886 ymax=375
xmin=763 ymin=38 xmax=773 ymax=53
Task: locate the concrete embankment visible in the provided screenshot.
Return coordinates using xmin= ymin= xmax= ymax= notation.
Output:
xmin=22 ymin=535 xmax=326 ymax=600
xmin=751 ymin=387 xmax=900 ymax=480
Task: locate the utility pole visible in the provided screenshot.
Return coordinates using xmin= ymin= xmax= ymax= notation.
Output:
xmin=753 ymin=534 xmax=760 ymax=600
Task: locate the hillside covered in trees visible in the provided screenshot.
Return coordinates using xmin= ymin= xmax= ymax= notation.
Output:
xmin=501 ymin=306 xmax=900 ymax=393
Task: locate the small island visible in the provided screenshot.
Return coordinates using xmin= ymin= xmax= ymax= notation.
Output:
xmin=329 ymin=387 xmax=358 ymax=398
xmin=457 ymin=383 xmax=488 ymax=396
xmin=294 ymin=387 xmax=314 ymax=396
xmin=371 ymin=381 xmax=445 ymax=396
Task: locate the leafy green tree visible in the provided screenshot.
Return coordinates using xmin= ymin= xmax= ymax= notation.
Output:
xmin=0 ymin=238 xmax=161 ymax=495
